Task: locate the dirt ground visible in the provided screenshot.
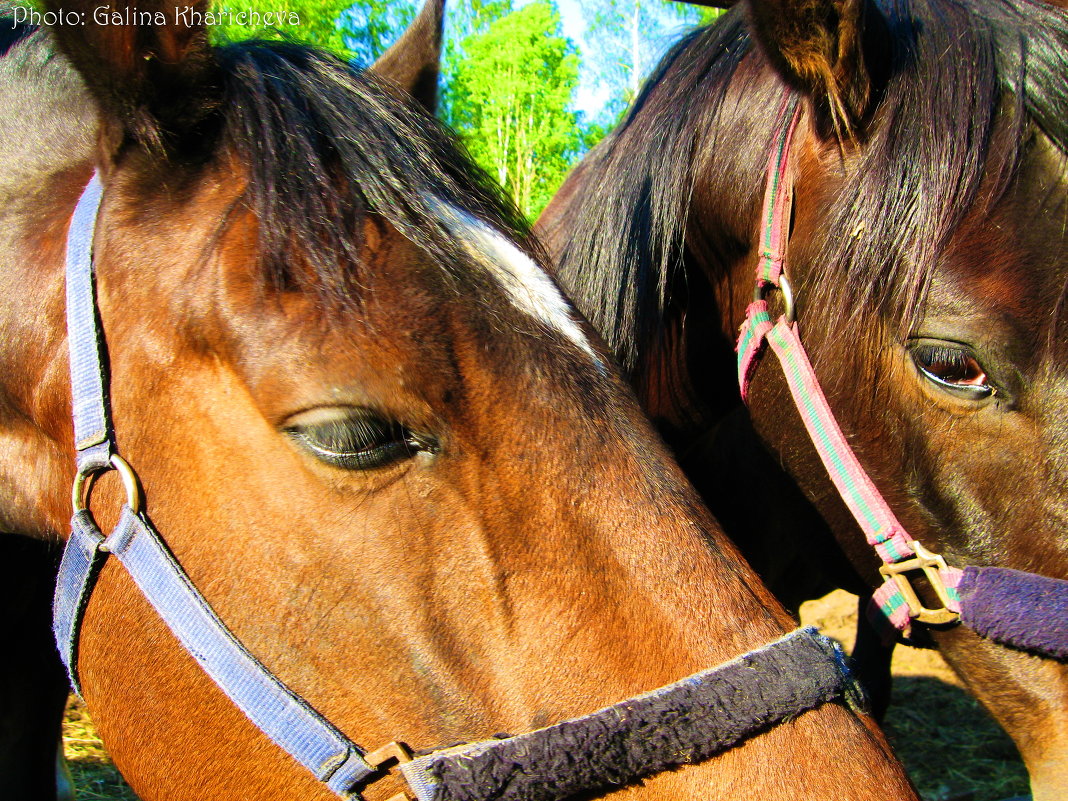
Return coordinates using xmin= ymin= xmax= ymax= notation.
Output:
xmin=799 ymin=590 xmax=1029 ymax=801
xmin=64 ymin=589 xmax=1030 ymax=801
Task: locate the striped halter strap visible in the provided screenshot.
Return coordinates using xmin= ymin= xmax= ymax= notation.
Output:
xmin=736 ymin=99 xmax=1068 ymax=658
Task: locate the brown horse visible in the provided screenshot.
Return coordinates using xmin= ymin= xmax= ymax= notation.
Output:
xmin=540 ymin=0 xmax=1068 ymax=798
xmin=0 ymin=1 xmax=920 ymax=800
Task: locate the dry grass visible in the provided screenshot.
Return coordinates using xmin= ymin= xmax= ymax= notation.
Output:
xmin=62 ymin=697 xmax=138 ymax=801
xmin=800 ymin=590 xmax=1030 ymax=801
xmin=65 ymin=590 xmax=1030 ymax=801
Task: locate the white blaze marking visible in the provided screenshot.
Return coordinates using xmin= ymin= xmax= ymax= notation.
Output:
xmin=433 ymin=201 xmax=600 ymax=364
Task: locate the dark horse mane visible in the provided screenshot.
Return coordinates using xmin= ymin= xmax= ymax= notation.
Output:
xmin=0 ymin=7 xmax=529 ymax=310
xmin=558 ymin=0 xmax=1068 ymax=383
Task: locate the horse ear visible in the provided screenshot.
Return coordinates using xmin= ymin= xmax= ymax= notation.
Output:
xmin=41 ymin=0 xmax=219 ymax=156
xmin=746 ymin=0 xmax=876 ymax=136
xmin=371 ymin=0 xmax=445 ymax=113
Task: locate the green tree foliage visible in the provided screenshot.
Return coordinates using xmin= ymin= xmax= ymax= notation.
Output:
xmin=338 ymin=0 xmax=418 ymax=64
xmin=210 ymin=0 xmax=356 ymax=58
xmin=440 ymin=0 xmax=514 ymax=126
xmin=448 ymin=1 xmax=584 ymax=219
xmin=445 ymin=0 xmax=514 ymax=43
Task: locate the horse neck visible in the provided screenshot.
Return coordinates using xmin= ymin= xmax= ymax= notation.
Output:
xmin=652 ymin=144 xmax=788 ymax=449
xmin=0 ymin=29 xmax=97 ymax=536
xmin=540 ymin=38 xmax=788 ymax=445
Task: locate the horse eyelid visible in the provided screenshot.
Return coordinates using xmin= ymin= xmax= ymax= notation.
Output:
xmin=285 ymin=421 xmax=424 ymax=470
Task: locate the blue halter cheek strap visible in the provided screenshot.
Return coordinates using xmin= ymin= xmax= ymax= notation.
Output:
xmin=53 ymin=174 xmax=861 ymax=801
xmin=64 ymin=175 xmax=112 ymax=474
xmin=53 ymin=173 xmax=377 ymax=796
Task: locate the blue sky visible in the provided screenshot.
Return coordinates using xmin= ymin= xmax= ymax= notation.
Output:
xmin=554 ymin=0 xmax=603 ymax=114
xmin=522 ymin=0 xmax=707 ymax=119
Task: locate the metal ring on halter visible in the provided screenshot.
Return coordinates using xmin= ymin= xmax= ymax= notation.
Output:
xmin=753 ymin=273 xmax=796 ymax=324
xmin=72 ymin=453 xmax=143 ymax=515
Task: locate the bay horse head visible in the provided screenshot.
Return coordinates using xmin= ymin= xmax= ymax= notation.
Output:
xmin=540 ymin=0 xmax=1068 ymax=797
xmin=0 ymin=1 xmax=922 ymax=800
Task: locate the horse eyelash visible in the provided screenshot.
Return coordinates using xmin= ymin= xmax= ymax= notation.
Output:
xmin=913 ymin=343 xmax=971 ymax=369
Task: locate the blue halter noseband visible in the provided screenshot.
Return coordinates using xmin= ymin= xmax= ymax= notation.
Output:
xmin=53 ymin=174 xmax=860 ymax=801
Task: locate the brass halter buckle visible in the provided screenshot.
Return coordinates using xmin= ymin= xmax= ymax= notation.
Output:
xmin=363 ymin=742 xmax=415 ymax=801
xmin=879 ymin=541 xmax=961 ymax=626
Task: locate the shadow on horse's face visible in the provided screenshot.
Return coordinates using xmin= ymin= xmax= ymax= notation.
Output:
xmin=0 ymin=2 xmax=925 ymax=800
xmin=780 ymin=118 xmax=1068 ymax=793
xmin=539 ymin=0 xmax=1068 ymax=796
xmin=790 ymin=135 xmax=1068 ymax=570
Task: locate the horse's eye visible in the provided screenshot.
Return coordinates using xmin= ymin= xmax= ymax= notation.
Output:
xmin=909 ymin=341 xmax=995 ymax=400
xmin=286 ymin=410 xmax=437 ymax=470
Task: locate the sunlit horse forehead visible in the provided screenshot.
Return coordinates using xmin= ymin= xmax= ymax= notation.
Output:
xmin=430 ymin=201 xmax=599 ymax=361
xmin=211 ymin=41 xmax=595 ymax=358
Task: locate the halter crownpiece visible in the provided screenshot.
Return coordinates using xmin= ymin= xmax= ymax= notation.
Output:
xmin=736 ymin=97 xmax=1068 ymax=659
xmin=55 ymin=173 xmax=861 ymax=800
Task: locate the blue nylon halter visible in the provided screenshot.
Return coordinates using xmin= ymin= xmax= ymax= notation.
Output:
xmin=53 ymin=173 xmax=377 ymax=796
xmin=52 ymin=174 xmax=861 ymax=801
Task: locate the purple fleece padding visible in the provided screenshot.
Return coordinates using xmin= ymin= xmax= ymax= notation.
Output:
xmin=423 ymin=629 xmax=851 ymax=801
xmin=959 ymin=566 xmax=1068 ymax=661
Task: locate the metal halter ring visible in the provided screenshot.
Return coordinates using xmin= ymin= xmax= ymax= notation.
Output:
xmin=753 ymin=273 xmax=796 ymax=324
xmin=72 ymin=454 xmax=143 ymax=516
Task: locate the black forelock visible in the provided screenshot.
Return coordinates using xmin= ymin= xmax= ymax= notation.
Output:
xmin=551 ymin=10 xmax=755 ymax=375
xmin=812 ymin=0 xmax=1068 ymax=340
xmin=0 ymin=5 xmax=533 ymax=310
